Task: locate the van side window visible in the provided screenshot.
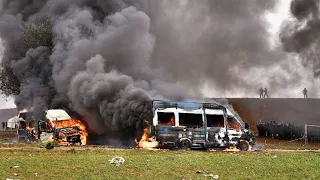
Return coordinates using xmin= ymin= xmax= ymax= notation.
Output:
xmin=206 ymin=115 xmax=224 ymax=127
xmin=157 ymin=112 xmax=175 ymax=126
xmin=179 ymin=113 xmax=203 ymax=128
xmin=227 ymin=116 xmax=241 ymax=130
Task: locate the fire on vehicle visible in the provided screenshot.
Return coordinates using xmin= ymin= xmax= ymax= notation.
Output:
xmin=136 ymin=100 xmax=255 ymax=151
xmin=14 ymin=109 xmax=87 ymax=145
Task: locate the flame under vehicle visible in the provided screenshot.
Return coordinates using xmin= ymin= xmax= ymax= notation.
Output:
xmin=149 ymin=100 xmax=255 ymax=151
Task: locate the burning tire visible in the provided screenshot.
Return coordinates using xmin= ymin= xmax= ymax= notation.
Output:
xmin=238 ymin=140 xmax=251 ymax=151
xmin=179 ymin=139 xmax=190 ymax=150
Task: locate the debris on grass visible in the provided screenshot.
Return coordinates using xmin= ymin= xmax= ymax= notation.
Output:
xmin=6 ymin=178 xmax=20 ymax=180
xmin=13 ymin=173 xmax=18 ymax=176
xmin=10 ymin=165 xmax=20 ymax=169
xmin=204 ymin=174 xmax=219 ymax=179
xmin=272 ymin=155 xmax=277 ymax=159
xmin=108 ymin=156 xmax=125 ymax=166
xmin=204 ymin=173 xmax=214 ymax=177
xmin=213 ymin=175 xmax=219 ymax=179
xmin=196 ymin=170 xmax=218 ymax=179
xmin=34 ymin=173 xmax=38 ymax=177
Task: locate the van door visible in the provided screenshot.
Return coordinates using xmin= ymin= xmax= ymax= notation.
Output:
xmin=177 ymin=110 xmax=205 ymax=146
xmin=153 ymin=109 xmax=178 ymax=145
xmin=226 ymin=116 xmax=242 ymax=145
xmin=205 ymin=112 xmax=227 ymax=147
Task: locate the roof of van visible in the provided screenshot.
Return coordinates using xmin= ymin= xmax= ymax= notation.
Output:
xmin=152 ymin=100 xmax=222 ymax=109
xmin=46 ymin=109 xmax=71 ymax=121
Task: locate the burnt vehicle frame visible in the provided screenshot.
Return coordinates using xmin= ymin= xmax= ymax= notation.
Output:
xmin=17 ymin=111 xmax=37 ymax=142
xmin=38 ymin=109 xmax=84 ymax=145
xmin=150 ymin=100 xmax=255 ymax=151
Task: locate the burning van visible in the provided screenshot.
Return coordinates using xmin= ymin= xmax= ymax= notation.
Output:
xmin=147 ymin=100 xmax=255 ymax=151
xmin=38 ymin=109 xmax=87 ymax=145
xmin=16 ymin=111 xmax=37 ymax=142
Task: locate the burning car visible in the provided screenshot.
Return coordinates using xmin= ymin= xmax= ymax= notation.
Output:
xmin=137 ymin=100 xmax=255 ymax=151
xmin=38 ymin=109 xmax=88 ymax=145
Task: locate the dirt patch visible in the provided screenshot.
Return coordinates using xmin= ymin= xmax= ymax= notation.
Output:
xmin=255 ymin=137 xmax=320 ymax=148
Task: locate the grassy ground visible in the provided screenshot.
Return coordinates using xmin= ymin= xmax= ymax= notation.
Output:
xmin=0 ymin=148 xmax=319 ymax=180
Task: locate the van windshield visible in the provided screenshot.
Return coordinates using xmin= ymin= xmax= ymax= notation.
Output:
xmin=179 ymin=113 xmax=203 ymax=128
xmin=227 ymin=116 xmax=241 ymax=130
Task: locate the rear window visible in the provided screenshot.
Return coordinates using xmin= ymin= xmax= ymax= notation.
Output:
xmin=179 ymin=113 xmax=203 ymax=128
xmin=206 ymin=115 xmax=224 ymax=127
xmin=157 ymin=112 xmax=175 ymax=126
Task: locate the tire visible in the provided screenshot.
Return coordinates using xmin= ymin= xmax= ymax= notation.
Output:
xmin=179 ymin=140 xmax=190 ymax=150
xmin=238 ymin=140 xmax=251 ymax=151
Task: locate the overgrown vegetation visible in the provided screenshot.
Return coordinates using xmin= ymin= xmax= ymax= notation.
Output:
xmin=0 ymin=149 xmax=319 ymax=180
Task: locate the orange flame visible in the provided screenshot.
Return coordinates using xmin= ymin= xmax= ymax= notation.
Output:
xmin=51 ymin=118 xmax=88 ymax=145
xmin=224 ymin=140 xmax=252 ymax=151
xmin=135 ymin=120 xmax=159 ymax=149
xmin=223 ymin=146 xmax=241 ymax=152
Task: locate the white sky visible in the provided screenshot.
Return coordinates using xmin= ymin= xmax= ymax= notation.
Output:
xmin=0 ymin=0 xmax=306 ymax=109
xmin=265 ymin=0 xmax=291 ymax=47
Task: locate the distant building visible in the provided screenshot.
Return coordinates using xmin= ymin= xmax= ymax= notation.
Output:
xmin=0 ymin=108 xmax=19 ymax=124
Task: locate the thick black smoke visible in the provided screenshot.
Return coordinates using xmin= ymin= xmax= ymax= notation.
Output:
xmin=0 ymin=0 xmax=281 ymax=141
xmin=146 ymin=0 xmax=281 ymax=89
xmin=0 ymin=0 xmax=193 ymax=140
xmin=280 ymin=0 xmax=320 ymax=77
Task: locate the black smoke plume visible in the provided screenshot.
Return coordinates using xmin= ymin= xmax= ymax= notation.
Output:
xmin=280 ymin=0 xmax=320 ymax=77
xmin=0 ymin=0 xmax=280 ymax=142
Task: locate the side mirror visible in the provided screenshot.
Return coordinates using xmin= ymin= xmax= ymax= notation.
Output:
xmin=245 ymin=123 xmax=249 ymax=129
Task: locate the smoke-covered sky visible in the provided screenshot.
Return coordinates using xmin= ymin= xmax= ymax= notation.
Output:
xmin=1 ymin=0 xmax=317 ymax=106
xmin=203 ymin=0 xmax=320 ymax=98
xmin=0 ymin=0 xmax=320 ymax=137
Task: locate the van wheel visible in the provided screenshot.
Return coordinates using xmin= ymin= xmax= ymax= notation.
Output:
xmin=238 ymin=140 xmax=250 ymax=151
xmin=179 ymin=140 xmax=190 ymax=150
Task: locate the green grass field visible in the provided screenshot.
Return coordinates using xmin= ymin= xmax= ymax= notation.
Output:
xmin=0 ymin=148 xmax=319 ymax=180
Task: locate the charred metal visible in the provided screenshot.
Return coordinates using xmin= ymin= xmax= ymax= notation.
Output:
xmin=14 ymin=109 xmax=87 ymax=145
xmin=149 ymin=100 xmax=255 ymax=151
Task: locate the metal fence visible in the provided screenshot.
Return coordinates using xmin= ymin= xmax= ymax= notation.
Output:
xmin=304 ymin=124 xmax=320 ymax=144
